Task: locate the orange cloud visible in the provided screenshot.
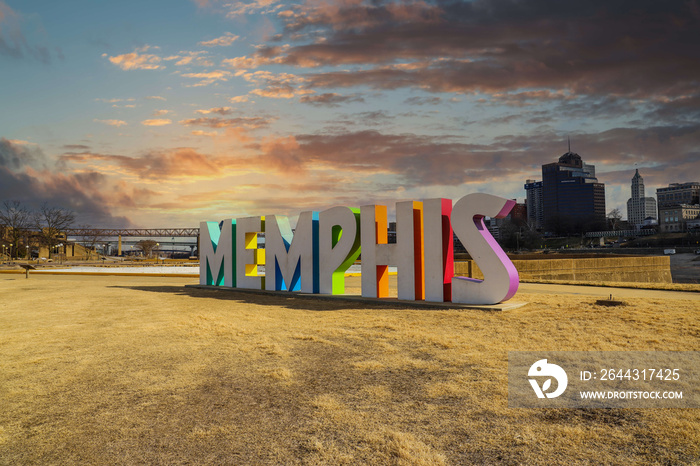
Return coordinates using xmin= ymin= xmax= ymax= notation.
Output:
xmin=106 ymin=46 xmax=164 ymax=70
xmin=199 ymin=32 xmax=239 ymax=47
xmin=251 ymin=86 xmax=314 ymax=99
xmin=191 ymin=130 xmax=219 ymax=137
xmin=238 ymin=69 xmax=301 ymax=85
xmin=141 ymin=119 xmax=172 ymax=126
xmin=251 ymin=130 xmax=549 ymax=186
xmin=195 ymin=107 xmax=233 ymax=115
xmin=222 ymin=127 xmax=254 ymax=143
xmin=258 ymin=135 xmax=303 ymax=171
xmin=225 ymin=0 xmax=281 ymax=18
xmin=61 ymin=148 xmax=243 ymax=180
xmin=237 ymin=69 xmax=313 ymax=98
xmin=221 ymin=52 xmax=286 ymax=69
xmin=188 ymin=127 xmax=254 ymax=143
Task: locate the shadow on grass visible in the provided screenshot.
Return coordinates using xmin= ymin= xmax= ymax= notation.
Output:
xmin=109 ymin=284 xmax=439 ymax=312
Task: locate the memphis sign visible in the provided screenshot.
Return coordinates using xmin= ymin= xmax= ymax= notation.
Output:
xmin=200 ymin=193 xmax=519 ymax=305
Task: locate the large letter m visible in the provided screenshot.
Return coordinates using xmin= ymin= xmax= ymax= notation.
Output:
xmin=199 ymin=220 xmax=235 ymax=287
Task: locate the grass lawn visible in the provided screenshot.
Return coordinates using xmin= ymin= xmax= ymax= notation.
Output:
xmin=1 ymin=274 xmax=698 ymax=464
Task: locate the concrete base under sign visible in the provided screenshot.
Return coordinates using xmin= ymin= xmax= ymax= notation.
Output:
xmin=185 ymin=284 xmax=528 ymax=311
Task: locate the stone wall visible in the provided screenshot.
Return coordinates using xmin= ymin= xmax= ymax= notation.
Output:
xmin=455 ymin=256 xmax=672 ymax=283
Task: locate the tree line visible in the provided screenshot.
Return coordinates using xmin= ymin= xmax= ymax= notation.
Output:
xmin=0 ymin=200 xmax=75 ymax=259
xmin=0 ymin=200 xmax=160 ymax=260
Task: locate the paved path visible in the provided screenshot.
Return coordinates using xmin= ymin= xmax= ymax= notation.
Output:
xmin=670 ymin=253 xmax=700 ymax=284
xmin=519 ymin=283 xmax=700 ymax=301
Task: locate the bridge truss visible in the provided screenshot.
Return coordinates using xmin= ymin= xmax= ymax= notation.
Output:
xmin=64 ymin=228 xmax=199 ymax=238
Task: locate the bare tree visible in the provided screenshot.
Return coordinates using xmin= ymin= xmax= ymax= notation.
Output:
xmin=34 ymin=203 xmax=75 ymax=258
xmin=0 ymin=200 xmax=33 ymax=258
xmin=134 ymin=239 xmax=159 ymax=258
xmin=607 ymin=208 xmax=623 ymax=231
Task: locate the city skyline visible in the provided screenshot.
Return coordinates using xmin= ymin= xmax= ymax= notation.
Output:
xmin=1 ymin=0 xmax=699 ymax=228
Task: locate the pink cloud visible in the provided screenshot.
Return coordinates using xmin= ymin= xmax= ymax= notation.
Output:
xmin=181 ymin=70 xmax=232 ymax=86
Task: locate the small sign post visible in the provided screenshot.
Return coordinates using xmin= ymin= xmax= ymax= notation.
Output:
xmin=19 ymin=264 xmax=36 ymax=279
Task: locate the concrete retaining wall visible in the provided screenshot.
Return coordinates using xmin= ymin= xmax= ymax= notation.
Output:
xmin=455 ymin=256 xmax=672 ymax=283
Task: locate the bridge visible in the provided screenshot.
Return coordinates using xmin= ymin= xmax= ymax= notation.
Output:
xmin=62 ymin=228 xmax=200 ymax=256
xmin=584 ymin=229 xmax=656 ymax=238
xmin=64 ymin=228 xmax=199 ymax=237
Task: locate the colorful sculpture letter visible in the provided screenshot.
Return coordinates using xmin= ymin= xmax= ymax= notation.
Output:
xmin=265 ymin=212 xmax=319 ymax=292
xmin=359 ymin=205 xmax=390 ymax=298
xmin=236 ymin=216 xmax=265 ymax=290
xmin=199 ymin=219 xmax=235 ymax=287
xmin=423 ymin=199 xmax=453 ymax=302
xmin=319 ymin=206 xmax=361 ymax=295
xmin=451 ymin=193 xmax=519 ymax=304
xmin=395 ymin=200 xmax=425 ymax=301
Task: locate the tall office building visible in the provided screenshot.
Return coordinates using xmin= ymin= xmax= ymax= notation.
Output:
xmin=524 ymin=179 xmax=543 ymax=230
xmin=626 ymin=169 xmax=657 ymax=228
xmin=541 ymin=147 xmax=606 ymax=234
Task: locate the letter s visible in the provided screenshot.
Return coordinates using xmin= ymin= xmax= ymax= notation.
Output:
xmin=451 ymin=193 xmax=519 ymax=304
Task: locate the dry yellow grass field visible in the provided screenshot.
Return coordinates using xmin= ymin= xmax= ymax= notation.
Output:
xmin=1 ymin=274 xmax=698 ymax=465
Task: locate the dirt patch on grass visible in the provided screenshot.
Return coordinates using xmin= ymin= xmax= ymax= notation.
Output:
xmin=1 ymin=275 xmax=698 ymax=464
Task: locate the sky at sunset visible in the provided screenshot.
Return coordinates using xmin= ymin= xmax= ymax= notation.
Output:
xmin=1 ymin=0 xmax=699 ymax=228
